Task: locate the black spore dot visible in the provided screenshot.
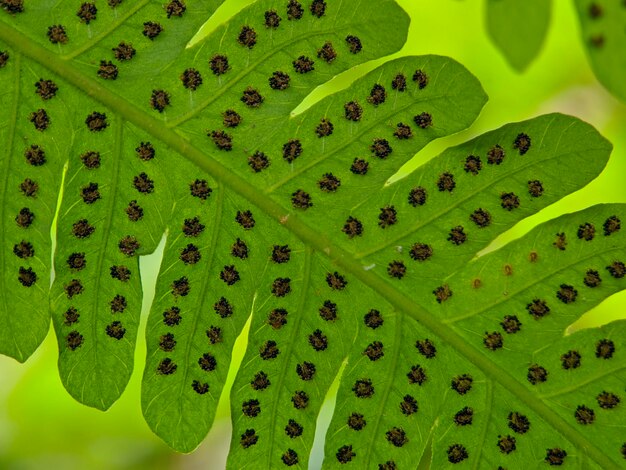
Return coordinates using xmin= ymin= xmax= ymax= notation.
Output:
xmin=487 ymin=145 xmax=505 ymax=165
xmin=15 ymin=208 xmax=35 ymax=228
xmin=589 ymin=3 xmax=603 ymax=18
xmin=267 ymin=308 xmax=288 ymax=330
xmin=259 ymin=340 xmax=280 ymax=360
xmin=578 ymin=222 xmax=595 ymax=241
xmin=500 ymin=315 xmax=521 ymax=334
xmin=143 ymin=21 xmax=163 ymax=40
xmin=220 ymin=110 xmax=241 ymax=129
xmin=595 ymin=339 xmax=615 ymax=359
xmin=368 ymin=84 xmax=386 ymax=105
xmin=64 ymin=279 xmax=83 ymax=298
xmin=237 ymin=26 xmax=257 ymax=48
xmin=159 ymin=333 xmax=176 ymax=352
xmin=66 ymin=331 xmax=84 ymax=350
xmin=470 ymin=208 xmax=491 ymax=227
xmin=407 ymin=365 xmax=427 ymax=385
xmin=19 ymin=178 xmax=39 ymax=197
xmin=163 ymin=306 xmax=181 ymax=326
xmin=513 ymin=133 xmax=531 ymax=155
xmin=171 ymin=276 xmax=190 ymax=297
xmin=180 ymin=68 xmax=202 ymax=90
xmin=326 ymin=271 xmax=347 ymax=290
xmin=296 ymin=361 xmax=316 ymax=380
xmin=112 ymin=42 xmax=135 ymax=61
xmin=206 ymin=326 xmax=222 ymax=344
xmin=508 ymin=412 xmax=530 ymax=434
xmin=285 ymin=419 xmax=303 ymax=438
xmin=347 ymin=412 xmax=366 ymax=430
xmin=97 ymin=60 xmax=118 ymax=80
xmin=597 ymin=391 xmax=620 ymax=409
xmin=584 ymin=269 xmax=601 ymax=287
xmin=291 ymin=189 xmax=312 ymax=209
xmin=47 ymin=25 xmax=68 ymax=44
xmin=336 ymin=445 xmax=355 ymax=464
xmin=209 ymin=54 xmax=230 ymax=75
xmin=81 ymin=151 xmax=100 ymax=169
xmin=282 ymin=449 xmax=298 ymax=466
xmin=269 ymin=71 xmax=290 ymax=91
xmin=17 ymin=267 xmax=37 ymax=287
xmin=378 ymin=206 xmax=397 ymax=228
xmin=76 ymin=1 xmax=97 ymax=22
xmin=392 ymin=74 xmax=407 ymax=91
xmin=527 ymin=364 xmax=548 ymax=385
xmin=483 ymin=331 xmax=503 ymax=350
xmin=416 ymin=339 xmax=437 ymax=358
xmin=310 ymin=0 xmax=326 ymax=17
xmin=394 ymin=122 xmax=412 ymax=140
xmin=371 ymin=138 xmax=392 ymax=159
xmin=85 ymin=111 xmax=108 ymax=131
xmin=251 ymin=372 xmax=270 ymax=390
xmin=231 ymin=238 xmax=249 ymax=259
xmin=150 ymin=90 xmax=170 ymax=113
xmin=264 ymin=10 xmax=281 ymax=28
xmin=192 ymin=381 xmax=209 ymax=394
xmin=560 ymin=350 xmax=581 ymax=370
xmin=447 ymin=444 xmax=468 ymax=463
xmin=315 ymin=118 xmax=333 ymax=137
xmin=574 ymin=405 xmax=595 ymax=425
xmin=291 ymin=390 xmax=308 ymax=409
xmin=412 ymin=69 xmax=428 ymax=88
xmin=346 ymin=35 xmax=362 ymax=53
xmin=180 ymin=244 xmax=201 ymax=265
xmin=118 ymin=235 xmax=140 ymax=256
xmin=378 ymin=461 xmax=397 ymax=470
xmin=553 ymin=232 xmax=567 ymax=251
xmin=386 ymin=427 xmax=407 ymax=447
xmin=183 ymin=216 xmax=205 ymax=237
xmin=387 ymin=261 xmax=406 ymax=279
xmin=408 ymin=187 xmax=427 ymax=206
xmin=105 ymin=321 xmax=126 ymax=339
xmin=414 ymin=112 xmax=432 ymax=129
xmin=400 ymin=395 xmax=418 ymax=415
xmin=13 ymin=241 xmax=34 ymax=259
xmin=242 ymin=399 xmax=260 ymax=417
xmin=190 ymin=179 xmax=212 ymax=200
xmin=317 ymin=41 xmax=337 ymax=63
xmin=320 ymin=301 xmax=337 ymax=321
xmin=363 ymin=341 xmax=384 ymax=361
xmin=318 ymin=173 xmax=341 ymax=192
xmin=0 ymin=0 xmax=23 ymax=14
xmin=110 ymin=294 xmax=127 ymax=313
xmin=29 ymin=109 xmax=49 ymax=131
xmin=240 ymin=429 xmax=258 ymax=448
xmin=72 ymin=219 xmax=95 ymax=238
xmin=545 ymin=448 xmax=567 ymax=466
xmin=79 ymin=182 xmax=100 ymax=204
xmin=165 ymin=0 xmax=186 ymax=18
xmin=248 ymin=151 xmax=270 ymax=172
xmin=63 ymin=307 xmax=79 ymax=326
xmin=452 ymin=374 xmax=473 ymax=394
xmin=528 ymin=180 xmax=544 ymax=197
xmin=603 ymin=215 xmax=621 ymax=236
xmin=24 ymin=145 xmax=46 ymax=166
xmin=271 ymin=277 xmax=291 ymax=297
xmin=607 ymin=261 xmax=626 ymax=279
xmin=235 ymin=210 xmax=255 ymax=229
xmin=437 ymin=172 xmax=455 ymax=192
xmin=35 ymin=79 xmax=58 ymax=100
xmin=344 ymin=101 xmax=362 ymax=121
xmin=342 ymin=216 xmax=363 ymax=238
xmin=454 ymin=407 xmax=473 ymax=426
xmin=409 ymin=243 xmax=432 ymax=262
xmin=497 ymin=435 xmax=516 ymax=454
xmin=67 ymin=252 xmax=86 ymax=271
xmin=500 ymin=192 xmax=520 ymax=211
xmin=293 ymin=55 xmax=314 ymax=73
xmin=287 ymin=0 xmax=303 ymax=20
xmin=213 ymin=297 xmax=233 ymax=318
xmin=556 ymin=284 xmax=577 ymax=303
xmin=271 ymin=245 xmax=290 ymax=263
xmin=464 ymin=155 xmax=481 ymax=174
xmin=125 ymin=200 xmax=143 ymax=222
xmin=527 ymin=298 xmax=550 ymax=319
xmin=433 ymin=284 xmax=452 ymax=303
xmin=199 ymin=352 xmax=217 ymax=371
xmin=0 ymin=51 xmax=8 ymax=67
xmin=220 ymin=265 xmax=240 ymax=285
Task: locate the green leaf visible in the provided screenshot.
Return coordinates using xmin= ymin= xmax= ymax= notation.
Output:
xmin=573 ymin=0 xmax=626 ymax=103
xmin=486 ymin=0 xmax=552 ymax=72
xmin=1 ymin=1 xmax=626 ymax=468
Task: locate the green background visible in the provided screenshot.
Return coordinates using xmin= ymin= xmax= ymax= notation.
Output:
xmin=1 ymin=1 xmax=625 ymax=469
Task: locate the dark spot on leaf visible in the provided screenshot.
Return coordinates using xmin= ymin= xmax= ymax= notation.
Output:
xmin=597 ymin=391 xmax=620 ymax=409
xmin=454 ymin=407 xmax=473 ymax=426
xmin=497 ymin=435 xmax=516 ymax=454
xmin=574 ymin=405 xmax=595 ymax=424
xmin=240 ymin=429 xmax=258 ymax=448
xmin=408 ymin=365 xmax=427 ymax=385
xmin=391 ymin=74 xmax=407 ymax=91
xmin=483 ymin=331 xmax=503 ymax=350
xmin=320 ymin=301 xmax=338 ymax=321
xmin=150 ymin=90 xmax=170 ymax=113
xmin=192 ymin=380 xmax=209 ymax=394
xmin=589 ymin=3 xmax=603 ymax=18
xmin=400 ymin=395 xmax=418 ymax=415
xmin=15 ymin=208 xmax=35 ymax=228
xmin=285 ymin=419 xmax=303 ymax=438
xmin=267 ymin=308 xmax=288 ymax=329
xmin=157 ymin=358 xmax=177 ymax=375
xmin=80 ymin=151 xmax=100 ymax=169
xmin=291 ymin=390 xmax=308 ymax=409
xmin=408 ymin=187 xmax=427 ymax=206
xmin=342 ymin=216 xmax=363 ymax=238
xmin=97 ymin=60 xmax=118 ymax=80
xmin=259 ymin=340 xmax=280 ymax=360
xmin=248 ymin=151 xmax=270 ymax=172
xmin=447 ymin=444 xmax=468 ymax=463
xmin=125 ymin=200 xmax=143 ymax=221
xmin=310 ymin=0 xmax=326 ymax=17
xmin=595 ymin=339 xmax=615 ymax=359
xmin=13 ymin=241 xmax=34 ymax=259
xmin=143 ymin=21 xmax=163 ymax=40
xmin=222 ymin=109 xmax=241 ymax=128
xmin=412 ymin=69 xmax=428 ymax=88
xmin=378 ymin=206 xmax=397 ymax=228
xmin=209 ymin=54 xmax=230 ymax=75
xmin=500 ymin=315 xmax=521 ymax=334
xmin=271 ymin=277 xmax=291 ymax=297
xmin=282 ymin=139 xmax=302 ymax=163
xmin=18 ymin=267 xmax=37 ymax=287
xmin=346 ymin=35 xmax=362 ymax=53
xmin=165 ymin=0 xmax=185 ymax=18
xmin=451 ymin=374 xmax=472 ymax=394
xmin=81 ymin=182 xmax=101 ymax=203
xmin=238 ymin=26 xmax=257 ymax=48
xmin=528 ymin=180 xmax=544 ymax=197
xmin=171 ymin=276 xmax=190 ymax=297
xmin=318 ymin=173 xmax=341 ymax=192
xmin=378 ymin=461 xmax=397 ymax=470
xmin=317 ymin=41 xmax=337 ymax=63
xmin=315 ymin=118 xmax=333 ymax=137
xmin=118 ymin=235 xmax=140 ymax=256
xmin=163 ymin=306 xmax=181 ymax=326
xmin=350 ymin=158 xmax=369 ymax=175
xmin=336 ymin=445 xmax=355 ymax=463
xmin=213 ymin=297 xmax=233 ymax=318
xmin=76 ymin=2 xmax=97 ymax=23
xmin=220 ymin=265 xmax=240 ymax=285
xmin=326 ymin=272 xmax=347 ymax=290
xmin=105 ymin=321 xmax=126 ymax=339
xmin=183 ymin=216 xmax=205 ymax=237
xmin=110 ymin=294 xmax=127 ymax=313
xmin=293 ymin=55 xmax=314 ymax=73
xmin=206 ymin=326 xmax=222 ymax=344
xmin=386 ymin=427 xmax=407 ymax=447
xmin=363 ymin=341 xmax=383 ymax=361
xmin=416 ymin=339 xmax=437 ymax=358
xmin=112 ymin=42 xmax=135 ymax=61
xmin=72 ymin=219 xmax=94 ymax=238
xmin=513 ymin=133 xmax=531 ymax=155
xmin=291 ymin=189 xmax=312 ymax=209
xmin=603 ymin=215 xmax=621 ymax=236
xmin=464 ymin=155 xmax=481 ymax=174
xmin=387 ymin=261 xmax=406 ymax=279
xmin=67 ymin=252 xmax=86 ymax=271
xmin=413 ymin=112 xmax=432 ymax=129
xmin=607 ymin=261 xmax=626 ymax=279
xmin=0 ymin=0 xmax=23 ymax=14
xmin=269 ymin=71 xmax=290 ymax=91
xmin=231 ymin=238 xmax=248 ymax=259
xmin=19 ymin=178 xmax=38 ymax=197
xmin=433 ymin=284 xmax=452 ymax=303
xmin=236 ymin=210 xmax=255 ymax=229
xmin=347 ymin=412 xmax=366 ymax=430
xmin=437 ymin=172 xmax=455 ymax=192
xmin=584 ymin=269 xmax=601 ymax=287
xmin=282 ymin=449 xmax=298 ymax=466
xmin=47 ymin=25 xmax=68 ymax=44
xmin=577 ymin=222 xmax=595 ymax=241
xmin=287 ymin=0 xmax=303 ymax=20
xmin=352 ymin=378 xmax=375 ymax=398
xmin=242 ymin=399 xmax=260 ymax=417
xmin=180 ymin=244 xmax=201 ymax=265
xmin=199 ymin=353 xmax=217 ymax=371
xmin=189 ymin=179 xmax=212 ymax=200
xmin=63 ymin=307 xmax=79 ymax=326
xmin=371 ymin=138 xmax=392 ymax=158
xmin=589 ymin=34 xmax=604 ymax=48
xmin=64 ymin=279 xmax=83 ymax=298
xmin=527 ymin=298 xmax=550 ymax=319
xmin=508 ymin=412 xmax=530 ymax=434
xmin=85 ymin=111 xmax=108 ymax=131
xmin=264 ymin=10 xmax=281 ymax=28
xmin=35 ymin=79 xmax=58 ymax=100
xmin=487 ymin=145 xmax=505 ymax=164
xmin=556 ymin=284 xmax=577 ymax=303
xmin=553 ymin=232 xmax=567 ymax=251
xmin=159 ymin=333 xmax=176 ymax=352
xmin=409 ymin=243 xmax=432 ymax=261
xmin=394 ymin=122 xmax=412 ymax=139
xmin=470 ymin=208 xmax=491 ymax=227
xmin=29 ymin=109 xmax=49 ymax=131
xmin=367 ymin=84 xmax=386 ymax=105
xmin=296 ymin=361 xmax=316 ymax=380
xmin=527 ymin=364 xmax=548 ymax=385
xmin=24 ymin=145 xmax=46 ymax=166
xmin=251 ymin=371 xmax=270 ymax=390
xmin=66 ymin=331 xmax=84 ymax=350
xmin=0 ymin=51 xmax=8 ymax=67
xmin=180 ymin=68 xmax=202 ymax=90
xmin=545 ymin=448 xmax=567 ymax=466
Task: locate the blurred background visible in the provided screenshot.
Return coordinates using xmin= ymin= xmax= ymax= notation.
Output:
xmin=1 ymin=1 xmax=625 ymax=469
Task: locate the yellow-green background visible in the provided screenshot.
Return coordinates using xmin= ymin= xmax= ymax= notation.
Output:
xmin=1 ymin=1 xmax=625 ymax=469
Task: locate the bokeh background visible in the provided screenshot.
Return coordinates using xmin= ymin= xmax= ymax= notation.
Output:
xmin=1 ymin=1 xmax=625 ymax=469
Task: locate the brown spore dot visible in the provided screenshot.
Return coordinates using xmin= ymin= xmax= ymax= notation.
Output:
xmin=150 ymin=90 xmax=170 ymax=113
xmin=344 ymin=101 xmax=362 ymax=121
xmin=72 ymin=219 xmax=95 ymax=238
xmin=528 ymin=180 xmax=544 ymax=197
xmin=248 ymin=151 xmax=270 ymax=173
xmin=264 ymin=10 xmax=281 ymax=28
xmin=378 ymin=206 xmax=397 ymax=228
xmin=500 ymin=192 xmax=520 ymax=211
xmin=252 ymin=371 xmax=272 ymax=392
xmin=81 ymin=182 xmax=101 ymax=203
xmin=0 ymin=0 xmax=23 ymax=14
xmin=336 ymin=445 xmax=355 ymax=464
xmin=583 ymin=269 xmax=601 ymax=287
xmin=17 ymin=267 xmax=37 ymax=287
xmin=318 ymin=173 xmax=341 ymax=192
xmin=371 ymin=138 xmax=392 ymax=159
xmin=285 ymin=419 xmax=303 ymax=438
xmin=621 ymin=442 xmax=626 ymax=460
xmin=192 ymin=381 xmax=209 ymax=395
xmin=487 ymin=145 xmax=505 ymax=165
xmin=143 ymin=21 xmax=163 ymax=40
xmin=242 ymin=399 xmax=260 ymax=417
xmin=206 ymin=326 xmax=222 ymax=344
xmin=35 ymin=79 xmax=58 ymax=100
xmin=105 ymin=321 xmax=126 ymax=340
xmin=180 ymin=244 xmax=201 ymax=265
xmin=320 ymin=300 xmax=337 ymax=321
xmin=281 ymin=449 xmax=298 ymax=466
xmin=433 ymin=284 xmax=452 ymax=303
xmin=220 ymin=265 xmax=240 ymax=286
xmin=183 ymin=216 xmax=205 ymax=237
xmin=24 ymin=145 xmax=46 ymax=166
xmin=589 ymin=2 xmax=603 ymax=18
xmin=545 ymin=448 xmax=567 ymax=466
xmin=240 ymin=429 xmax=258 ymax=448
xmin=387 ymin=261 xmax=406 ymax=279
xmin=209 ymin=130 xmax=233 ymax=151
xmin=15 ymin=208 xmax=35 ymax=228
xmin=97 ymin=60 xmax=118 ymax=80
xmin=238 ymin=26 xmax=257 ymax=48
xmin=447 ymin=444 xmax=468 ymax=463
xmin=64 ymin=279 xmax=83 ymax=298
xmin=199 ymin=352 xmax=217 ymax=371
xmin=603 ymin=215 xmax=621 ymax=236
xmin=112 ymin=42 xmax=135 ymax=61
xmin=483 ymin=331 xmax=503 ymax=350
xmin=500 ymin=315 xmax=521 ymax=334
xmin=63 ymin=307 xmax=79 ymax=326
xmin=416 ymin=339 xmax=437 ymax=358
xmin=391 ymin=73 xmax=407 ymax=91
xmin=527 ymin=298 xmax=550 ymax=319
xmin=29 ymin=109 xmax=49 ymax=131
xmin=214 ymin=297 xmax=233 ymax=318
xmin=293 ymin=55 xmax=315 ymax=74
xmin=378 ymin=461 xmax=397 ymax=470
xmin=607 ymin=261 xmax=626 ymax=279
xmin=189 ymin=179 xmax=212 ymax=200
xmin=268 ymin=71 xmax=290 ymax=91
xmin=310 ymin=0 xmax=326 ymax=17
xmin=556 ymin=284 xmax=577 ymax=303
xmin=470 ymin=208 xmax=491 ymax=227
xmin=454 ymin=407 xmax=473 ymax=426
xmin=279 ymin=140 xmax=302 ymax=164
xmin=527 ymin=364 xmax=548 ymax=385
xmin=315 ymin=118 xmax=333 ymax=137
xmin=464 ymin=155 xmax=482 ymax=174
xmin=296 ymin=361 xmax=316 ymax=380
xmin=363 ymin=341 xmax=384 ymax=361
xmin=291 ymin=390 xmax=308 ymax=409
xmin=259 ymin=340 xmax=280 ymax=360
xmin=400 ymin=395 xmax=418 ymax=415
xmin=76 ymin=2 xmax=97 ymax=23
xmin=163 ymin=306 xmax=181 ymax=326
xmin=393 ymin=122 xmax=413 ymax=140
xmin=110 ymin=294 xmax=127 ymax=313
xmin=452 ymin=374 xmax=473 ymax=394
xmin=125 ymin=200 xmax=143 ymax=222
xmin=0 ymin=51 xmax=8 ymax=67
xmin=171 ymin=276 xmax=190 ymax=297
xmin=180 ymin=68 xmax=202 ymax=90
xmin=67 ymin=252 xmax=86 ymax=271
xmin=165 ymin=0 xmax=185 ymax=18
xmin=13 ymin=241 xmax=34 ymax=259
xmin=471 ymin=278 xmax=482 ymax=289
xmin=271 ymin=245 xmax=290 ymax=263
xmin=414 ymin=112 xmax=432 ymax=129
xmin=574 ymin=405 xmax=595 ymax=424
xmin=66 ymin=331 xmax=84 ymax=350
xmin=345 ymin=35 xmax=362 ymax=53
xmin=513 ymin=133 xmax=531 ymax=155
xmin=497 ymin=435 xmax=516 ymax=454
xmin=412 ymin=69 xmax=428 ymax=88
xmin=553 ymin=232 xmax=567 ymax=251
xmin=209 ymin=54 xmax=230 ymax=75
xmin=508 ymin=412 xmax=530 ymax=434
xmin=271 ymin=278 xmax=291 ymax=297
xmin=342 ymin=216 xmax=363 ymax=238
xmin=220 ymin=110 xmax=241 ymax=130
xmin=159 ymin=333 xmax=176 ymax=352
xmin=408 ymin=365 xmax=427 ymax=385
xmin=118 ymin=235 xmax=140 ymax=256
xmin=408 ymin=187 xmax=427 ymax=206
xmin=408 ymin=244 xmax=432 ymax=263
xmin=47 ymin=25 xmax=68 ymax=44
xmin=386 ymin=427 xmax=407 ymax=447
xmin=368 ymin=84 xmax=386 ymax=106
xmin=317 ymin=41 xmax=337 ymax=63
xmin=135 ymin=142 xmax=155 ymax=161
xmin=236 ymin=210 xmax=255 ymax=229
xmin=437 ymin=172 xmax=455 ymax=192
xmin=19 ymin=178 xmax=38 ymax=198
xmin=347 ymin=412 xmax=366 ymax=430
xmin=326 ymin=271 xmax=347 ymax=290
xmin=287 ymin=0 xmax=303 ymax=20
xmin=291 ymin=189 xmax=312 ymax=209
xmin=80 ymin=151 xmax=100 ymax=169
xmin=529 ymin=250 xmax=539 ymax=262
xmin=595 ymin=339 xmax=615 ymax=359
xmin=267 ymin=308 xmax=287 ymax=329
xmin=597 ymin=391 xmax=620 ymax=409
xmin=577 ymin=222 xmax=595 ymax=241
xmin=85 ymin=111 xmax=108 ymax=131
xmin=231 ymin=239 xmax=249 ymax=259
